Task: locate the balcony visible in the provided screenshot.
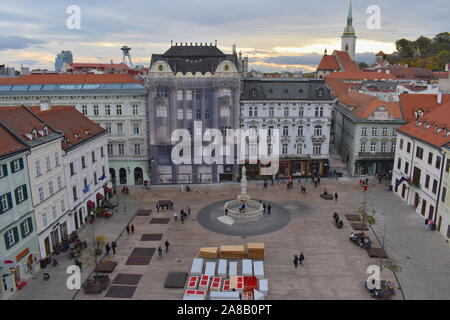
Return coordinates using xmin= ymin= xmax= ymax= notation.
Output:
xmin=311 ymin=135 xmax=326 ymax=143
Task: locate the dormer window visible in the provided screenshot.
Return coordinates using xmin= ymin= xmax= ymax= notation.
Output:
xmin=250 ymin=89 xmax=257 ymax=97
xmin=74 ymin=134 xmax=80 ymax=139
xmin=316 ymin=88 xmax=325 ymax=97
xmin=43 ymin=126 xmax=49 ymax=136
xmin=32 ymin=129 xmax=38 ymax=140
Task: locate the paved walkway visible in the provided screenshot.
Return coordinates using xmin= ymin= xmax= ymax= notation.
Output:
xmin=11 ymin=193 xmax=140 ymax=300
xmin=365 ymin=181 xmax=450 ymax=300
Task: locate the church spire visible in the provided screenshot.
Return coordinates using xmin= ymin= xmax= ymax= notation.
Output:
xmin=347 ymin=0 xmax=353 ymax=25
xmin=343 ymin=0 xmax=356 ymax=36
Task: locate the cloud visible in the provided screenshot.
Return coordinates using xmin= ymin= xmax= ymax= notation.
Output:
xmin=263 ymin=55 xmax=323 ymax=66
xmin=0 ymin=35 xmax=45 ymax=51
xmin=8 ymin=59 xmax=40 ymax=65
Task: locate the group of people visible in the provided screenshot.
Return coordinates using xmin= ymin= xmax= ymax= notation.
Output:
xmin=125 ymin=224 xmax=135 ymax=234
xmin=105 ymin=241 xmax=118 ymax=255
xmin=121 ymin=186 xmax=130 ymax=194
xmin=293 ymin=252 xmax=305 ymax=268
xmin=260 ymin=201 xmax=272 ymax=215
xmin=350 ymin=232 xmax=371 ymax=249
xmin=157 ymin=240 xmax=171 ymax=260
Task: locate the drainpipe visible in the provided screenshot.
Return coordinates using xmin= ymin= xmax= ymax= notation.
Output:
xmin=406 ymin=139 xmax=416 ymax=206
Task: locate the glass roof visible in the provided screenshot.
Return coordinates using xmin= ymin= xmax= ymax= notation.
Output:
xmin=0 ymin=83 xmax=145 ymax=92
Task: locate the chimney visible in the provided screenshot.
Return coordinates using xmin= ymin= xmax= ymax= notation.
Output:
xmin=40 ymin=98 xmax=51 ymax=111
xmin=437 ymin=92 xmax=442 ymax=104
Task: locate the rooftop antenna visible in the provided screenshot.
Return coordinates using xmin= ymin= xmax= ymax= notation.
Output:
xmin=121 ymin=45 xmax=133 ymax=68
xmin=215 ymin=40 xmax=218 ymax=46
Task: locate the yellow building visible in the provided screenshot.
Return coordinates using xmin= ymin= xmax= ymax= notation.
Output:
xmin=437 ymin=144 xmax=450 ymax=243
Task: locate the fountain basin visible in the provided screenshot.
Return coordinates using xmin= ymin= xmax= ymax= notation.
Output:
xmin=224 ymin=199 xmax=264 ymax=223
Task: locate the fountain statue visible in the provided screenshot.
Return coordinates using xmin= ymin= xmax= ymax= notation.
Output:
xmin=222 ymin=166 xmax=264 ymax=223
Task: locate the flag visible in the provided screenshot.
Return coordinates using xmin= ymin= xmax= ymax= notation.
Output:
xmin=396 ymin=176 xmax=409 ymax=188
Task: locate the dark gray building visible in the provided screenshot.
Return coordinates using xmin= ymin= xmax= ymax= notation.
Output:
xmin=145 ymin=43 xmax=243 ymax=184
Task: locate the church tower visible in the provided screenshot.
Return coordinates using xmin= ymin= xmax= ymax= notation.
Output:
xmin=341 ymin=0 xmax=357 ymax=60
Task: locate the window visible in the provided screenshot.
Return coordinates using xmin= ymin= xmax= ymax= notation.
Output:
xmin=281 ymin=144 xmax=288 ymax=155
xmin=298 ymin=126 xmax=303 ymax=136
xmin=399 ymin=139 xmax=404 ymax=150
xmin=57 ymin=176 xmax=62 ymax=190
xmin=205 ymin=110 xmax=210 ymax=119
xmin=177 ymin=109 xmax=184 ymax=120
xmin=38 ymin=186 xmax=44 ymax=202
xmin=186 ymin=90 xmax=192 ymax=101
xmin=432 ymin=180 xmax=438 ymax=194
xmin=436 ymin=156 xmax=441 ymax=169
xmin=407 ymin=142 xmax=411 ymax=153
xmin=195 ymin=91 xmax=202 ymax=101
xmin=428 ymin=152 xmax=433 ymax=165
xmin=284 ymin=108 xmax=289 ymax=117
xmin=133 ymin=123 xmax=140 ymax=135
xmin=61 ymin=199 xmax=65 ymax=213
xmin=442 ymin=187 xmax=447 ymax=203
xmin=196 ymin=109 xmax=201 ymax=120
xmin=116 ymin=105 xmax=122 ymax=115
xmin=20 ymin=218 xmax=33 ymax=238
xmin=269 ymin=107 xmax=274 ymax=117
xmin=13 ymin=185 xmax=26 ymax=204
xmin=391 ymin=141 xmax=396 ymax=153
xmin=250 ymin=89 xmax=257 ymax=97
xmin=283 ymin=126 xmax=289 ymax=137
xmin=314 ymin=125 xmax=322 ymax=136
xmin=0 ymin=164 xmax=7 ymax=178
xmin=35 ymin=160 xmax=41 ymax=176
xmin=360 ymin=141 xmax=366 ymax=152
xmin=156 ymin=106 xmax=168 ymax=117
xmin=297 ymin=144 xmax=302 ymax=154
xmin=48 ymin=181 xmax=54 ymax=195
xmin=4 ymin=227 xmax=19 ymax=249
xmin=446 ymin=159 xmax=450 ymax=173
xmin=42 ymin=212 xmax=48 ymax=228
xmin=220 ymin=107 xmax=230 ymax=118
xmin=81 ymin=105 xmax=88 ymax=115
xmin=107 ymin=143 xmax=113 ymax=156
xmin=94 ymin=172 xmax=98 ymax=185
xmin=101 ymin=147 xmax=104 ymax=158
xmin=132 ymin=105 xmax=139 ymax=115
xmin=397 ymin=158 xmax=402 ymax=170
xmin=268 ymin=126 xmax=274 ymax=137
xmin=298 ymin=108 xmax=304 ymax=117
xmin=52 ymin=205 xmax=57 ymax=220
xmin=177 ymin=90 xmax=183 ymax=101
xmin=370 ymin=142 xmax=377 ymax=152
xmin=11 ymin=159 xmax=23 ymax=173
xmin=45 ymin=156 xmax=51 ymax=171
xmin=105 ymin=105 xmax=111 ymax=115
xmin=412 ymin=166 xmax=421 ymax=186
xmin=381 ymin=141 xmax=387 ymax=153
xmin=93 ymin=105 xmax=99 ymax=116
xmin=83 ymin=178 xmax=88 ymax=190
xmin=105 ymin=123 xmax=111 ymax=134
xmin=253 ymin=107 xmax=258 ymax=117
xmin=268 ymin=144 xmax=273 ymax=156
xmin=157 ymin=89 xmax=169 ymax=97
xmin=249 ymin=107 xmax=253 ymax=117
xmin=55 ymin=152 xmax=60 ymax=167
xmin=117 ymin=123 xmax=123 ymax=134
xmin=134 ymin=144 xmax=141 ymax=156
xmin=81 ymin=156 xmax=86 ymax=169
xmin=362 ymin=127 xmax=367 ymax=136
xmin=0 ymin=193 xmax=12 ymax=213
xmin=371 ymin=127 xmax=378 ymax=136
xmin=425 ymin=175 xmax=430 ymax=188
xmin=118 ymin=143 xmax=124 ymax=156
xmin=313 ymin=143 xmax=322 ymax=155
xmin=416 ymin=146 xmax=424 ymax=160
xmin=186 ymin=109 xmax=192 ymax=120
xmin=392 ymin=128 xmax=397 ymax=136
xmin=382 ymin=127 xmax=388 ymax=136
xmin=72 ymin=186 xmax=78 ymax=201
xmin=316 ymin=106 xmax=324 ymax=117
xmin=70 ymin=162 xmax=75 ymax=176
xmin=404 ymin=162 xmax=409 ymax=175
xmin=92 ymin=151 xmax=96 ymax=163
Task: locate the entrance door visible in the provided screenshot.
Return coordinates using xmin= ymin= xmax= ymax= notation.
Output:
xmin=438 ymin=216 xmax=442 ymax=232
xmin=13 ymin=266 xmax=21 ymax=287
xmin=414 ymin=193 xmax=420 ymax=208
xmin=428 ymin=205 xmax=435 ymax=221
xmin=50 ymin=229 xmax=60 ymax=249
xmin=74 ymin=213 xmax=79 ymax=230
xmin=421 ymin=199 xmax=427 ymax=216
xmin=401 ymin=185 xmax=406 ymax=199
xmin=44 ymin=237 xmax=51 ymax=256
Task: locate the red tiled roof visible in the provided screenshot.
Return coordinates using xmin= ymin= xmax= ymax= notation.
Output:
xmin=0 ymin=125 xmax=28 ymax=157
xmin=0 ymin=73 xmax=141 ymax=85
xmin=29 ymin=106 xmax=106 ymax=151
xmin=325 ymin=78 xmax=360 ymax=98
xmin=399 ymin=94 xmax=450 ymax=122
xmin=317 ymin=55 xmax=340 ymax=70
xmin=347 ymin=91 xmax=402 ymax=119
xmin=333 ymin=50 xmax=360 ymax=72
xmin=379 ymin=67 xmax=433 ymax=80
xmin=0 ymin=106 xmax=57 ymax=141
xmin=398 ymin=101 xmax=450 ymax=148
xmin=376 ymin=51 xmax=385 ymax=56
xmin=433 ymin=71 xmax=450 ymax=79
xmin=325 ymin=71 xmax=397 ymax=80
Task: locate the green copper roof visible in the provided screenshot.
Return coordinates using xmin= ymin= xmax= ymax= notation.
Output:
xmin=342 ymin=0 xmax=356 ymax=36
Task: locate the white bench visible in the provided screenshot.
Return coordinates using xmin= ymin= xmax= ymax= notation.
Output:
xmin=210 ymin=291 xmax=241 ymax=300
xmin=190 ymin=258 xmax=203 ymax=276
xmin=253 ymin=261 xmax=264 ymax=279
xmin=242 ymin=259 xmax=253 ymax=276
xmin=218 ymin=259 xmax=227 ymax=278
xmin=229 ymin=261 xmax=237 ymax=277
xmin=205 ymin=262 xmax=216 ymax=277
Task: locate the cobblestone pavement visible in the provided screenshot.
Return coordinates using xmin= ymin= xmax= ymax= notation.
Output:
xmin=76 ymin=179 xmax=401 ymax=300
xmin=11 ymin=193 xmax=140 ymax=300
xmin=365 ymin=180 xmax=450 ymax=300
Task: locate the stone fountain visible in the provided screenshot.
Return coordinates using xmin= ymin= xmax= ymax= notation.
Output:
xmin=223 ymin=166 xmax=264 ymax=223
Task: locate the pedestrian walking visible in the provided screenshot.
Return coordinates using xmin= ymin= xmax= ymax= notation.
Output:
xmin=165 ymin=240 xmax=170 ymax=253
xmin=263 ymin=203 xmax=266 ymax=213
xmin=299 ymin=252 xmax=305 ymax=267
xmin=225 ymin=208 xmax=228 ymax=216
xmin=187 ymin=206 xmax=191 ymax=216
xmin=126 ymin=225 xmax=130 ymax=235
xmin=130 ymin=224 xmax=135 ymax=234
xmin=105 ymin=243 xmax=111 ymax=256
xmin=181 ymin=215 xmax=185 ymax=224
xmin=365 ymin=178 xmax=369 ymax=185
xmin=157 ymin=246 xmax=163 ymax=260
xmin=314 ymin=181 xmax=318 ymax=188
xmin=267 ymin=203 xmax=271 ymax=215
xmin=317 ymin=177 xmax=320 ymax=185
xmin=293 ymin=255 xmax=299 ymax=268
xmin=156 ymin=203 xmax=160 ymax=212
xmin=111 ymin=241 xmax=117 ymax=254
xmin=75 ymin=258 xmax=82 ymax=272
xmin=334 ymin=192 xmax=338 ymax=202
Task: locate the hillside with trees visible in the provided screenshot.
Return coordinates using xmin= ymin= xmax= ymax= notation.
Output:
xmin=387 ymin=32 xmax=449 ymax=71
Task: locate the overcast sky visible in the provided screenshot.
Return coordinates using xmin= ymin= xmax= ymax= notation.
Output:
xmin=0 ymin=0 xmax=447 ymax=72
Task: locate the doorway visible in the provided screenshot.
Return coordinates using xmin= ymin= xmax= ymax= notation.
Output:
xmin=119 ymin=168 xmax=127 ymax=185
xmin=78 ymin=208 xmax=83 ymax=226
xmin=428 ymin=205 xmax=435 ymax=221
xmin=74 ymin=213 xmax=79 ymax=230
xmin=134 ymin=167 xmax=143 ymax=185
xmin=44 ymin=237 xmax=51 ymax=256
xmin=421 ymin=199 xmax=427 ymax=216
xmin=414 ymin=193 xmax=420 ymax=208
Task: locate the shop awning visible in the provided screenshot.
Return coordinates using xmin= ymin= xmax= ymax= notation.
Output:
xmin=103 ymin=186 xmax=112 ymax=193
xmin=96 ymin=193 xmax=104 ymax=201
xmin=87 ymin=200 xmax=95 ymax=209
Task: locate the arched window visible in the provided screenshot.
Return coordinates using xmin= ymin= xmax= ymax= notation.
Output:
xmin=269 ymin=107 xmax=274 ymax=117
xmin=314 ymin=125 xmax=322 ymax=136
xmin=220 ymin=106 xmax=230 ymax=117
xmin=156 ymin=106 xmax=167 ymax=117
xmin=299 ymin=107 xmax=304 ymax=117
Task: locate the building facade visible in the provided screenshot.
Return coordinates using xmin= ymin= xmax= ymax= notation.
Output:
xmin=145 ymin=43 xmax=241 ymax=184
xmin=0 ymin=74 xmax=148 ymax=186
xmin=55 ymin=51 xmax=73 ymax=71
xmin=240 ymin=78 xmax=333 ymax=178
xmin=437 ymin=145 xmax=450 ymax=242
xmin=0 ymin=131 xmax=39 ymax=300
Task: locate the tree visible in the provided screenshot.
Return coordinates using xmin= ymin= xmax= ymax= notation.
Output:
xmin=414 ymin=36 xmax=433 ymax=56
xmin=358 ymin=62 xmax=369 ymax=69
xmin=395 ymin=39 xmax=414 ymax=58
